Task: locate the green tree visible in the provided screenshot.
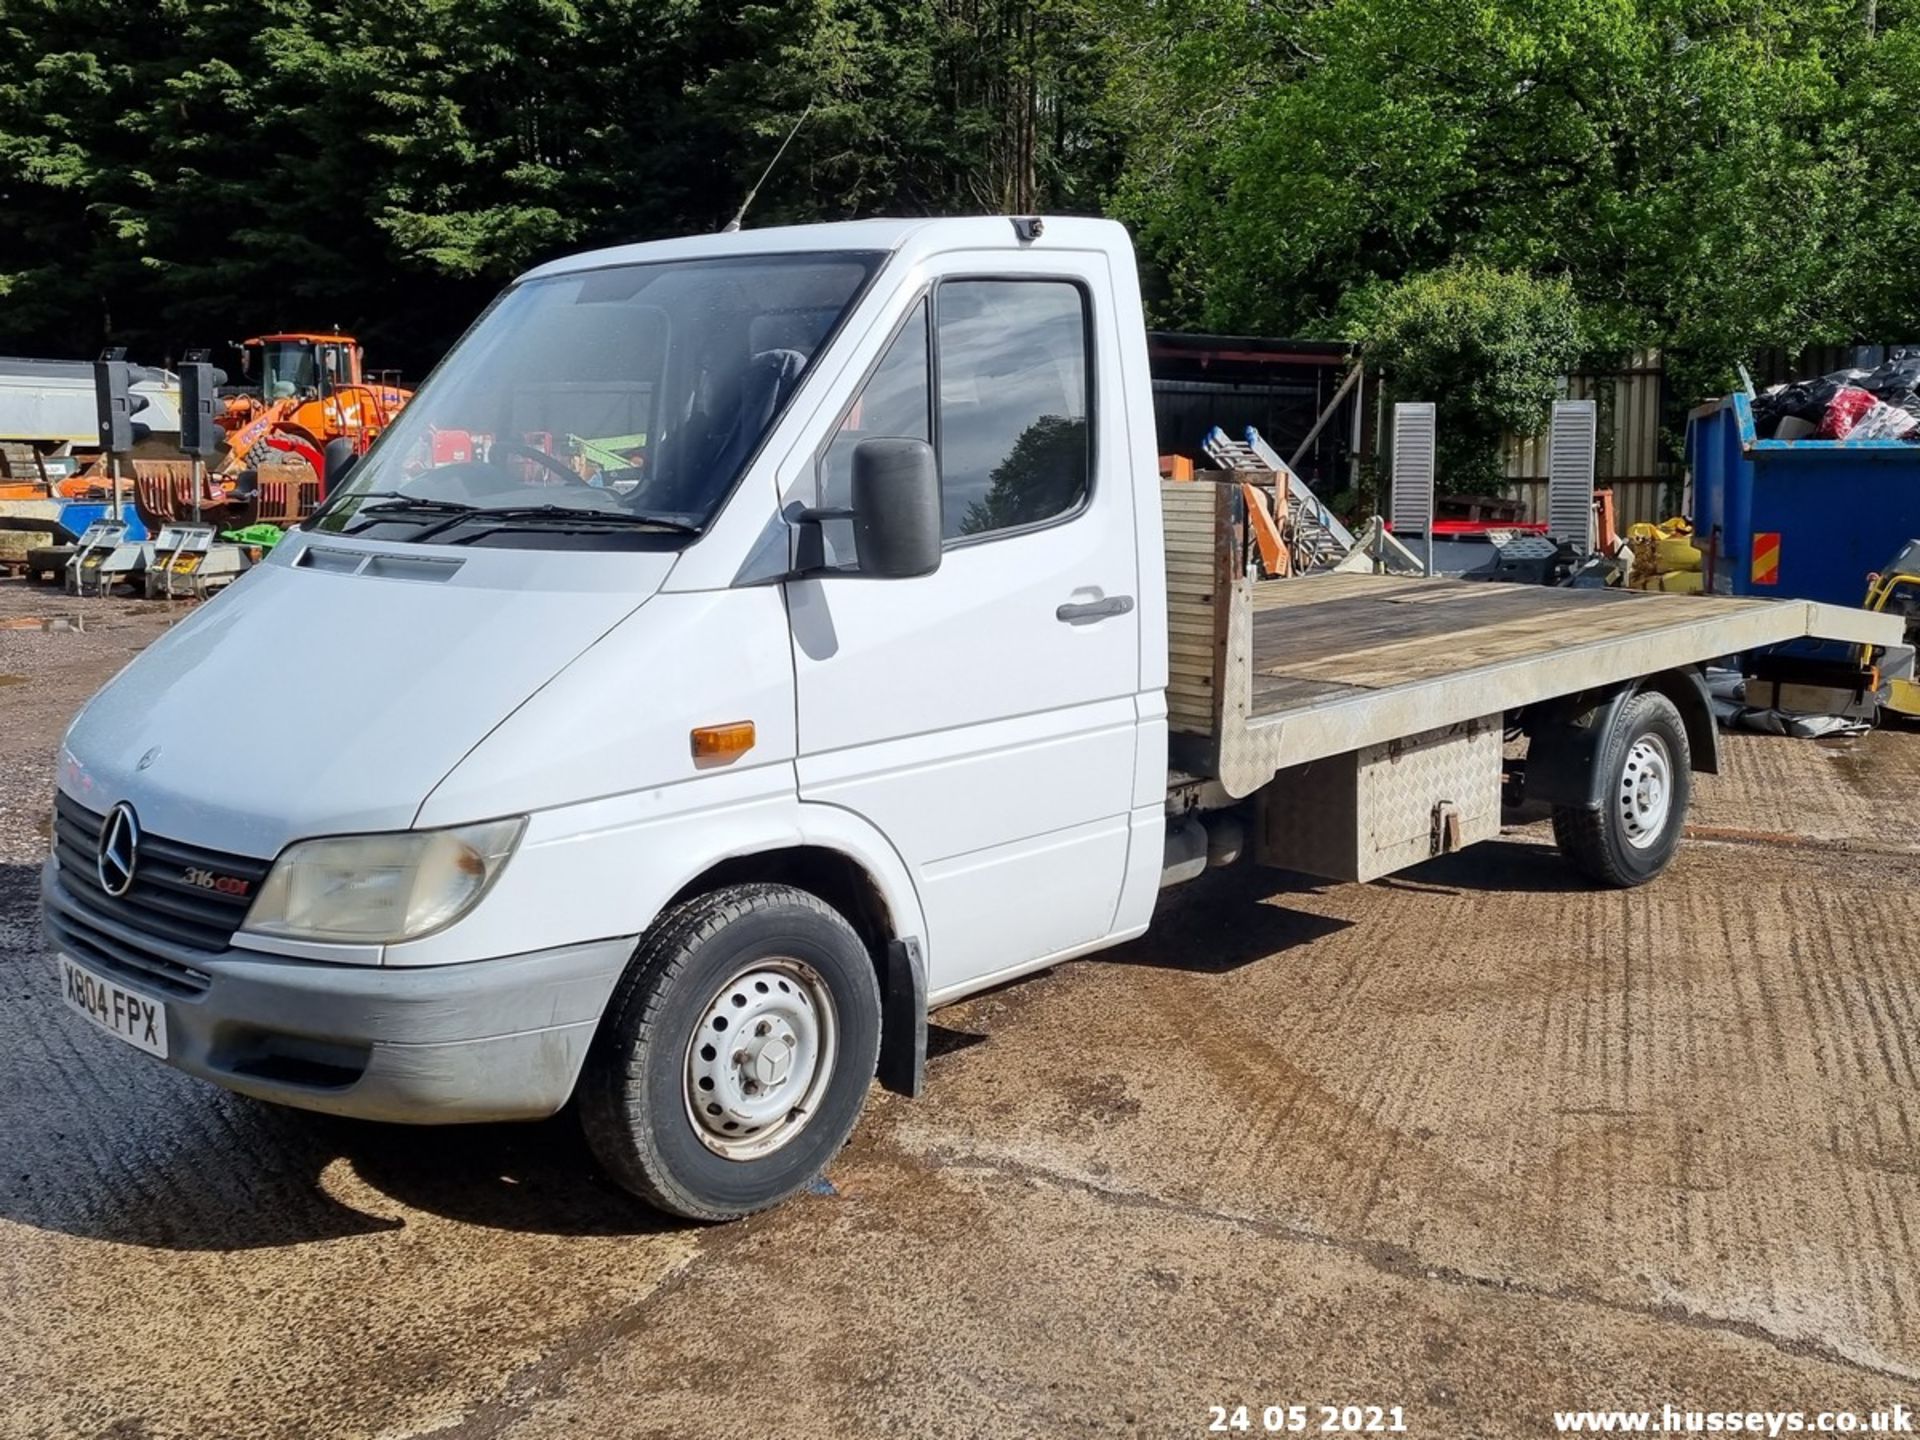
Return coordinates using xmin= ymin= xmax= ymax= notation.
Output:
xmin=0 ymin=0 xmax=1126 ymax=373
xmin=700 ymin=0 xmax=1117 ymax=221
xmin=1104 ymin=0 xmax=1920 ymax=399
xmin=0 ymin=0 xmax=153 ymax=346
xmin=12 ymin=0 xmax=1920 ymax=414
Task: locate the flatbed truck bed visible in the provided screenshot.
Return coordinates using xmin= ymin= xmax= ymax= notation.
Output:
xmin=1162 ymin=478 xmax=1905 ymax=880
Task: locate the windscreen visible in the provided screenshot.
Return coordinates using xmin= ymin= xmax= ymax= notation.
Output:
xmin=310 ymin=251 xmax=881 ymax=550
xmin=261 ymin=341 xmax=318 ymax=400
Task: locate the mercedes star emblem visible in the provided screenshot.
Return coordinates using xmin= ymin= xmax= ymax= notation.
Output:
xmin=97 ymin=802 xmax=140 ymax=898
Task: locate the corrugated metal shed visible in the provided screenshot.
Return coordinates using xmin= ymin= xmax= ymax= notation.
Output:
xmin=1147 ymin=333 xmax=1361 ymax=496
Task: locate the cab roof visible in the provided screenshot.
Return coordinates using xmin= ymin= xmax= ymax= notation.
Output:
xmin=245 ymin=333 xmax=359 ymax=346
xmin=516 ymin=215 xmax=1133 ymax=285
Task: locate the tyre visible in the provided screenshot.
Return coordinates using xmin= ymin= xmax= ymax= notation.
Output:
xmin=578 ymin=883 xmax=881 ymax=1221
xmin=1551 ymin=690 xmax=1692 ymax=888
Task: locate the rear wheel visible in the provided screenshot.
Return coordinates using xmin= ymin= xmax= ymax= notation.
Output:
xmin=1551 ymin=690 xmax=1692 ymax=887
xmin=578 ymin=883 xmax=881 ymax=1221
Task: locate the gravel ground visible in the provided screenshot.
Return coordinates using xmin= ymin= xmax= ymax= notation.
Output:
xmin=2 ymin=574 xmax=1917 ymax=1440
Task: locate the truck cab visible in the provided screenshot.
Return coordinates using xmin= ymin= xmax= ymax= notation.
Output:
xmin=48 ymin=218 xmax=1168 ymax=1219
xmin=249 ymin=333 xmax=361 ymax=400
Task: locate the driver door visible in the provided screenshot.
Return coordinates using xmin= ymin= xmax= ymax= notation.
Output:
xmin=789 ymin=254 xmax=1143 ymax=997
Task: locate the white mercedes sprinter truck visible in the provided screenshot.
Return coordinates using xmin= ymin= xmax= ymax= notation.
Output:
xmin=45 ymin=217 xmax=1902 ymax=1219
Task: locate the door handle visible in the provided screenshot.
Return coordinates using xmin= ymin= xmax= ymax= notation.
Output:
xmin=1056 ymin=594 xmax=1135 ymax=623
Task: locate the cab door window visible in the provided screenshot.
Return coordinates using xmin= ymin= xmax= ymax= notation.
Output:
xmin=934 ymin=279 xmax=1091 ymax=541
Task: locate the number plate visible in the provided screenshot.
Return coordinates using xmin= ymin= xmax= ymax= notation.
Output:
xmin=59 ymin=957 xmax=168 ymax=1059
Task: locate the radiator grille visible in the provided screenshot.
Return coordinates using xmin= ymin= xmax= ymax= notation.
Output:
xmin=49 ymin=794 xmax=272 ymax=996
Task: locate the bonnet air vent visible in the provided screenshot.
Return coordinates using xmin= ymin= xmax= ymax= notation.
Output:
xmin=361 ymin=554 xmax=463 ymax=583
xmin=296 ymin=547 xmax=464 ymax=583
xmin=297 ymin=546 xmax=365 ymax=574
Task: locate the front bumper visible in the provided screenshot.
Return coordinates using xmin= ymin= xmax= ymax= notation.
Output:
xmin=42 ymin=860 xmax=634 ymax=1123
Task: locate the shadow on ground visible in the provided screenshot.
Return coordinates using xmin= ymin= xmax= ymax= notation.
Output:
xmin=1379 ymin=835 xmax=1589 ymax=894
xmin=0 ymin=862 xmax=681 ymax=1252
xmin=1095 ymin=864 xmax=1353 ymax=973
xmin=0 ymin=1085 xmax=682 ymax=1252
xmin=0 ymin=837 xmax=1569 ymax=1255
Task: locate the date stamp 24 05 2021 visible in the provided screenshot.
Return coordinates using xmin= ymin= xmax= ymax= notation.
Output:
xmin=1208 ymin=1405 xmax=1411 ymax=1435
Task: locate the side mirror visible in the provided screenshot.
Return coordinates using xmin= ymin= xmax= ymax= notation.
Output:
xmin=321 ymin=436 xmax=357 ymax=494
xmin=849 ymin=437 xmax=941 ymax=578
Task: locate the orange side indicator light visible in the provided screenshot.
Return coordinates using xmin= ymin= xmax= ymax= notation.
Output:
xmin=691 ymin=721 xmax=756 ymax=763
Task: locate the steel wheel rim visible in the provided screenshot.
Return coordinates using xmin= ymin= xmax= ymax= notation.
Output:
xmin=1618 ymin=732 xmax=1674 ymax=850
xmin=684 ymin=958 xmax=838 ymax=1161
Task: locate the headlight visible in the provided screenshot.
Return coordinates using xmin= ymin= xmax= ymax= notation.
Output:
xmin=243 ymin=817 xmax=526 ymax=943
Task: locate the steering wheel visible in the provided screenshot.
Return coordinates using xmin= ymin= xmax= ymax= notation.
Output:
xmin=489 ymin=437 xmax=589 ymax=487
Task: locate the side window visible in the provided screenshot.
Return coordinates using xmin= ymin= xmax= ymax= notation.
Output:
xmin=935 ymin=279 xmax=1090 ymax=541
xmin=818 ymin=299 xmax=931 ymax=565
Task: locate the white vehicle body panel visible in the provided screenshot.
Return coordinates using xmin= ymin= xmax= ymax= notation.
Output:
xmin=59 ymin=540 xmax=673 ymax=852
xmin=391 ymin=766 xmax=928 ymax=972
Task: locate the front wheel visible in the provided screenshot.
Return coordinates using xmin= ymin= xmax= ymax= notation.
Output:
xmin=578 ymin=883 xmax=881 ymax=1221
xmin=1551 ymin=690 xmax=1692 ymax=887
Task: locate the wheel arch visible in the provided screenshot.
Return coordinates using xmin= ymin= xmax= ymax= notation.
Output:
xmin=665 ymin=844 xmax=898 ymax=962
xmin=1522 ymin=667 xmax=1719 ymax=810
xmin=1639 ymin=668 xmax=1719 ymax=776
xmin=274 ymin=418 xmax=325 ymax=448
xmin=659 ymin=814 xmax=929 ymax=1099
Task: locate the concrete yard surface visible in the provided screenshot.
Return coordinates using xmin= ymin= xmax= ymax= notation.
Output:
xmin=1 ymin=578 xmax=1917 ymax=1439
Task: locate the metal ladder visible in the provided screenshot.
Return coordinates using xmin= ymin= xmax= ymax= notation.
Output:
xmin=1202 ymin=426 xmax=1288 ymax=577
xmin=1206 ymin=427 xmax=1353 ymax=572
xmin=1202 ymin=425 xmax=1267 ymax=478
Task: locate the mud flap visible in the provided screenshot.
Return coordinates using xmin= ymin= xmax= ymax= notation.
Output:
xmin=876 ymin=936 xmax=927 ymax=1099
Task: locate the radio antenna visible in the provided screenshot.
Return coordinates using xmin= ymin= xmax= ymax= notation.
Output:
xmin=723 ymin=103 xmax=814 ymax=233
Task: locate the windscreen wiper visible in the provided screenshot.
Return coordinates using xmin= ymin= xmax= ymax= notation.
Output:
xmin=336 ymin=495 xmax=481 ymax=534
xmin=356 ymin=495 xmax=480 ymax=514
xmin=420 ymin=504 xmax=701 ymax=543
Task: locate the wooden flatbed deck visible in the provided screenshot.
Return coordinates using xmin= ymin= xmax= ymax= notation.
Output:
xmin=1246 ymin=573 xmax=1777 ymax=716
xmin=1160 ymin=480 xmax=1905 ymax=797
